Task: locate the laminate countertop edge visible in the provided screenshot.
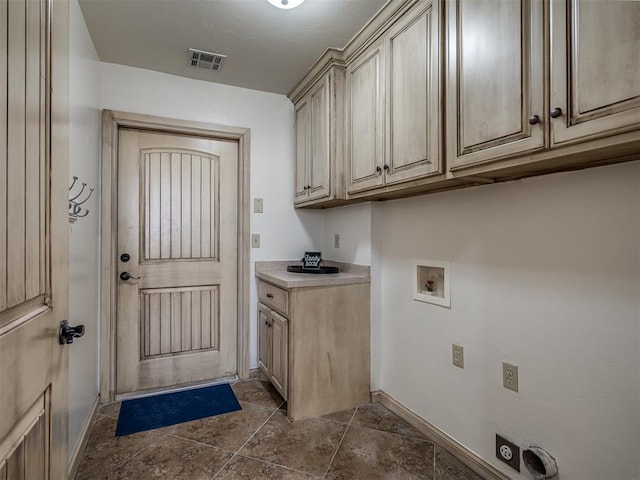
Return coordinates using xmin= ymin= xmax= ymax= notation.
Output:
xmin=255 ymin=264 xmax=371 ymax=289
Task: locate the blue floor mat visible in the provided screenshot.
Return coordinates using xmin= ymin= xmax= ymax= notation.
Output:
xmin=115 ymin=383 xmax=241 ymax=436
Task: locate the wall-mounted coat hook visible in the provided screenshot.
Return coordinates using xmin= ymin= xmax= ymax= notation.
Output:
xmin=69 ymin=176 xmax=94 ymax=223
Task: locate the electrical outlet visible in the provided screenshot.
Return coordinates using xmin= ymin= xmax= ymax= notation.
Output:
xmin=251 ymin=234 xmax=260 ymax=248
xmin=496 ymin=434 xmax=520 ymax=472
xmin=452 ymin=344 xmax=464 ymax=368
xmin=503 ymin=362 xmax=519 ymax=392
xmin=253 ymin=198 xmax=263 ymax=213
xmin=334 ymin=234 xmax=340 ymax=248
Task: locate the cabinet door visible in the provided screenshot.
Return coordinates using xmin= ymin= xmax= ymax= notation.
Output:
xmin=269 ymin=311 xmax=288 ymax=400
xmin=308 ymin=74 xmax=331 ymax=200
xmin=294 ymin=98 xmax=310 ymax=203
xmin=258 ymin=303 xmax=271 ymax=376
xmin=446 ymin=0 xmax=545 ymax=171
xmin=550 ymin=0 xmax=640 ymax=146
xmin=385 ymin=1 xmax=442 ymax=185
xmin=346 ymin=38 xmax=385 ymax=193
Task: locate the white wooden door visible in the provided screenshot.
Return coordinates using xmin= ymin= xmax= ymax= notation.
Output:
xmin=308 ymin=74 xmax=331 ymax=201
xmin=446 ymin=0 xmax=545 ymax=170
xmin=385 ymin=0 xmax=442 ymax=185
xmin=550 ymin=0 xmax=640 ymax=146
xmin=0 ymin=0 xmax=69 ymax=478
xmin=346 ymin=37 xmax=385 ymax=194
xmin=116 ymin=129 xmax=238 ymax=395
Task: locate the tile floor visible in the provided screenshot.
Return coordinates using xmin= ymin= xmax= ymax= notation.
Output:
xmin=75 ymin=380 xmax=483 ymax=480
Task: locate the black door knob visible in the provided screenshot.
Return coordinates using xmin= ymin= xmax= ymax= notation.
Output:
xmin=376 ymin=166 xmax=382 ymax=173
xmin=59 ymin=320 xmax=85 ymax=345
xmin=120 ymin=272 xmax=140 ymax=281
xmin=120 ymin=253 xmax=130 ymax=262
xmin=529 ymin=115 xmax=541 ymax=125
xmin=550 ymin=107 xmax=563 ymax=118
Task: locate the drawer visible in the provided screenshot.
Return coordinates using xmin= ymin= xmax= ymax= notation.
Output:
xmin=258 ymin=280 xmax=289 ymax=316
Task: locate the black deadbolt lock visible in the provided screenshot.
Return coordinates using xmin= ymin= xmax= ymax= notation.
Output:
xmin=59 ymin=320 xmax=85 ymax=345
xmin=120 ymin=253 xmax=131 ymax=262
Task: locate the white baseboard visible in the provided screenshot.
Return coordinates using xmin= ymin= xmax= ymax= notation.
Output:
xmin=371 ymin=390 xmax=511 ymax=480
xmin=68 ymin=395 xmax=100 ymax=480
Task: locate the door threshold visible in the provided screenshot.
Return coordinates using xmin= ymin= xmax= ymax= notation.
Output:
xmin=115 ymin=375 xmax=239 ymax=401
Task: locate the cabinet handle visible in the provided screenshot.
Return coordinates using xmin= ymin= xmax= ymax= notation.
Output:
xmin=266 ymin=293 xmax=274 ymax=298
xmin=303 ymin=186 xmax=308 ymax=190
xmin=550 ymin=107 xmax=563 ymax=119
xmin=307 ymin=185 xmax=311 ymax=189
xmin=376 ymin=166 xmax=382 ymax=173
xmin=265 ymin=320 xmax=269 ymax=326
xmin=528 ymin=115 xmax=541 ymax=125
xmin=383 ymin=164 xmax=390 ymax=171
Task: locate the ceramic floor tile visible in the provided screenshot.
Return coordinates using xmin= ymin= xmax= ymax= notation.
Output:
xmin=166 ymin=401 xmax=274 ymax=452
xmin=231 ymin=380 xmax=284 ymax=409
xmin=352 ymin=403 xmax=426 ymax=439
xmin=325 ymin=425 xmax=435 ymax=480
xmin=434 ymin=446 xmax=483 ymax=480
xmin=111 ymin=435 xmax=232 ymax=480
xmin=239 ymin=410 xmax=346 ymax=476
xmin=214 ymin=455 xmax=320 ymax=480
xmin=320 ymin=408 xmax=356 ymax=425
xmin=74 ymin=416 xmax=161 ymax=480
xmin=98 ymin=402 xmax=121 ymax=419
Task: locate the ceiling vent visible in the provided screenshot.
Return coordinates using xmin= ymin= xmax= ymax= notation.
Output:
xmin=188 ymin=48 xmax=226 ymax=72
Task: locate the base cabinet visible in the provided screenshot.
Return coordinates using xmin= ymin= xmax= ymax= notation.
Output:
xmin=257 ymin=279 xmax=370 ymax=420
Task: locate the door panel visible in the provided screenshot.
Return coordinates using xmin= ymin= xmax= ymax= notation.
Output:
xmin=270 ymin=311 xmax=288 ymax=400
xmin=550 ymin=0 xmax=640 ymax=144
xmin=346 ymin=38 xmax=385 ymax=193
xmin=294 ymin=99 xmax=310 ymax=203
xmin=140 ymin=287 xmax=219 ymax=358
xmin=117 ymin=129 xmax=238 ymax=395
xmin=386 ymin=1 xmax=442 ymax=185
xmin=0 ymin=0 xmax=67 ymax=478
xmin=309 ymin=75 xmax=330 ymax=200
xmin=258 ymin=303 xmax=270 ymax=375
xmin=447 ymin=0 xmax=545 ymax=170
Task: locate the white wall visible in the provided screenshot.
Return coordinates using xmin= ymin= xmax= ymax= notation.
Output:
xmin=99 ymin=63 xmax=324 ymax=368
xmin=68 ymin=0 xmax=101 ymax=462
xmin=375 ymin=162 xmax=640 ymax=479
xmin=323 ymin=202 xmax=372 ymax=265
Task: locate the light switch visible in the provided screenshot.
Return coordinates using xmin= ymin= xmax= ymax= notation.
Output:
xmin=254 ymin=198 xmax=263 ymax=213
xmin=251 ymin=234 xmax=260 ymax=248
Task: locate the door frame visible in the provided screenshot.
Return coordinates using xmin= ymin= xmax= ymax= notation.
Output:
xmin=99 ymin=110 xmax=251 ymax=403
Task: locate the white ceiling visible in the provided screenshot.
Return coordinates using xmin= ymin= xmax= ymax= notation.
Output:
xmin=78 ymin=0 xmax=388 ymax=95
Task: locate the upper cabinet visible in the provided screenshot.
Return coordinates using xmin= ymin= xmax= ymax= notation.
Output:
xmin=293 ymin=65 xmax=345 ymax=207
xmin=289 ymin=0 xmax=640 ymax=207
xmin=446 ymin=0 xmax=640 ymax=176
xmin=445 ymin=0 xmax=545 ymax=170
xmin=550 ymin=0 xmax=640 ymax=146
xmin=346 ymin=0 xmax=444 ymax=197
xmin=346 ymin=37 xmax=386 ymax=194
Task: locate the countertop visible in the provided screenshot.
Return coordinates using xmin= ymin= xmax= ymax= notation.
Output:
xmin=255 ymin=260 xmax=370 ymax=289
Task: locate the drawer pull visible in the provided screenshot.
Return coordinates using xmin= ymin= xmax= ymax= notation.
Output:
xmin=266 ymin=293 xmax=274 ymax=298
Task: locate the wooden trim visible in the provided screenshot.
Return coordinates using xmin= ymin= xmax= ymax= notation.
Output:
xmin=371 ymin=390 xmax=511 ymax=480
xmin=49 ymin=0 xmax=70 ymax=478
xmin=67 ymin=395 xmax=100 ymax=480
xmin=100 ymin=110 xmax=251 ymax=403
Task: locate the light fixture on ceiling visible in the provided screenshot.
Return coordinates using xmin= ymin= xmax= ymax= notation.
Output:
xmin=267 ymin=0 xmax=304 ymax=9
